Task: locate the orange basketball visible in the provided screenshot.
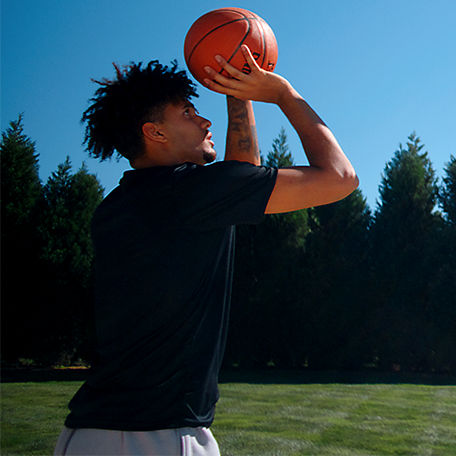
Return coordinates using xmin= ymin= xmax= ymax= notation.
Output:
xmin=184 ymin=7 xmax=278 ymax=86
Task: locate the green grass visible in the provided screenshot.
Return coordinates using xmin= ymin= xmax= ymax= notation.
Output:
xmin=1 ymin=381 xmax=455 ymax=455
xmin=212 ymin=383 xmax=456 ymax=455
xmin=1 ymin=382 xmax=79 ymax=456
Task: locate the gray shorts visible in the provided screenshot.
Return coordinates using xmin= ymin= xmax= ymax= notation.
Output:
xmin=54 ymin=426 xmax=220 ymax=456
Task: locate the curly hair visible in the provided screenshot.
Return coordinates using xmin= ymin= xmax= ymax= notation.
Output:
xmin=81 ymin=61 xmax=198 ymax=162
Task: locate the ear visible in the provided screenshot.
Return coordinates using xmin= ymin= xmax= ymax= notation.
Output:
xmin=142 ymin=122 xmax=167 ymax=143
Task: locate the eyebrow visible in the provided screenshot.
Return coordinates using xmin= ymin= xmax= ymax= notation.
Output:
xmin=183 ymin=100 xmax=195 ymax=109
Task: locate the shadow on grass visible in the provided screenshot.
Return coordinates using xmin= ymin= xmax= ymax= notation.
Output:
xmin=2 ymin=367 xmax=455 ymax=385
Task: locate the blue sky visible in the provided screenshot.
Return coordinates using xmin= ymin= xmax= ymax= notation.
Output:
xmin=2 ymin=0 xmax=455 ymax=210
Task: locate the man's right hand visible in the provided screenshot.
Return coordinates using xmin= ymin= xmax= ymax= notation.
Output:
xmin=203 ymin=45 xmax=289 ymax=105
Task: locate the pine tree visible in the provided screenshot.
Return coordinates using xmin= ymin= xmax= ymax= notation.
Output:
xmin=368 ymin=133 xmax=441 ymax=372
xmin=428 ymin=155 xmax=456 ymax=372
xmin=298 ymin=189 xmax=372 ymax=370
xmin=1 ymin=115 xmax=41 ymax=230
xmin=35 ymin=158 xmax=104 ymax=364
xmin=1 ymin=115 xmax=43 ymax=364
xmin=227 ymin=128 xmax=309 ymax=368
xmin=440 ymin=155 xmax=456 ymax=225
xmin=264 ymin=127 xmax=294 ymax=167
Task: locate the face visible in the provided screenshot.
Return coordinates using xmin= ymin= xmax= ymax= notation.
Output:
xmin=158 ymin=100 xmax=216 ymax=166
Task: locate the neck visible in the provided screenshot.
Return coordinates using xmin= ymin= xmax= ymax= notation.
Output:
xmin=131 ymin=145 xmax=177 ymax=169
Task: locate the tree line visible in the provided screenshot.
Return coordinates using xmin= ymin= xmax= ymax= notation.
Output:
xmin=2 ymin=116 xmax=104 ymax=366
xmin=1 ymin=118 xmax=455 ymax=373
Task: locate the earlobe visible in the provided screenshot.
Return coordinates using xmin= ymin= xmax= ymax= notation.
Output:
xmin=142 ymin=122 xmax=167 ymax=143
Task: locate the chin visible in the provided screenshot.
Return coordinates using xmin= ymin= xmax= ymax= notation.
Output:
xmin=203 ymin=150 xmax=217 ymax=164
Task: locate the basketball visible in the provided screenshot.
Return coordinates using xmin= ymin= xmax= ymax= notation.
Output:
xmin=184 ymin=7 xmax=278 ymax=86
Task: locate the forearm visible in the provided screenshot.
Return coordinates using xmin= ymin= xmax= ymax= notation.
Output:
xmin=278 ymin=84 xmax=356 ymax=179
xmin=204 ymin=47 xmax=358 ymax=212
xmin=224 ymin=96 xmax=260 ymax=165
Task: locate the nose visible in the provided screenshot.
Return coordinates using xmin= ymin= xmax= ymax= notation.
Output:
xmin=199 ymin=115 xmax=211 ymax=129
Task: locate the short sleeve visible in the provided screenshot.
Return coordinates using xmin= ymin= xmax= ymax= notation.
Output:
xmin=172 ymin=161 xmax=277 ymax=230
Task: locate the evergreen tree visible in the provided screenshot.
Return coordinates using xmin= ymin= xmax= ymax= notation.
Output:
xmin=34 ymin=158 xmax=104 ymax=364
xmin=1 ymin=115 xmax=41 ymax=231
xmin=440 ymin=155 xmax=456 ymax=225
xmin=368 ymin=133 xmax=441 ymax=372
xmin=227 ymin=128 xmax=309 ymax=368
xmin=1 ymin=115 xmax=43 ymax=364
xmin=39 ymin=159 xmax=102 ymax=287
xmin=429 ymin=156 xmax=456 ymax=372
xmin=264 ymin=127 xmax=294 ymax=167
xmin=298 ymin=189 xmax=372 ymax=370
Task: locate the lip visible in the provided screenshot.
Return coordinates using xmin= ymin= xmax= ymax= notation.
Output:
xmin=206 ymin=132 xmax=214 ymax=146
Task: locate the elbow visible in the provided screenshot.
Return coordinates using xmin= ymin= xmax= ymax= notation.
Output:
xmin=339 ymin=169 xmax=359 ymax=197
xmin=327 ymin=165 xmax=359 ymax=201
xmin=347 ymin=170 xmax=359 ymax=191
xmin=316 ymin=168 xmax=360 ymax=207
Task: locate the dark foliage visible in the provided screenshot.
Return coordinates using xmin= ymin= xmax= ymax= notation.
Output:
xmin=2 ymin=121 xmax=454 ymax=373
xmin=1 ymin=118 xmax=104 ymax=367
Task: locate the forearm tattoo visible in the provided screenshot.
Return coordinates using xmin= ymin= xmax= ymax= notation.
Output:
xmin=227 ymin=97 xmax=260 ymax=160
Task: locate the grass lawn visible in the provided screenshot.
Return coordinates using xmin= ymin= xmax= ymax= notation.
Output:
xmin=1 ymin=382 xmax=78 ymax=456
xmin=1 ymin=379 xmax=455 ymax=455
xmin=212 ymin=383 xmax=456 ymax=455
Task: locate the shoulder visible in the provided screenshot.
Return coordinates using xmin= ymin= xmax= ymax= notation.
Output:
xmin=172 ymin=162 xmax=278 ymax=201
xmin=173 ymin=160 xmax=277 ymax=182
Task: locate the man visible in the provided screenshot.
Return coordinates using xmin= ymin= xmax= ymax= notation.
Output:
xmin=55 ymin=46 xmax=358 ymax=455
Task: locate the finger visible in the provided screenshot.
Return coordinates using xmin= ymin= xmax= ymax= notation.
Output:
xmin=204 ymin=65 xmax=244 ymax=90
xmin=240 ymin=45 xmax=262 ymax=73
xmin=203 ymin=69 xmax=248 ymax=99
xmin=203 ymin=77 xmax=238 ymax=97
xmin=214 ymin=54 xmax=251 ymax=81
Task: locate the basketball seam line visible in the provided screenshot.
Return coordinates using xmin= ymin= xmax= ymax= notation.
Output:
xmin=186 ymin=17 xmax=265 ymax=71
xmin=222 ymin=20 xmax=251 ymax=72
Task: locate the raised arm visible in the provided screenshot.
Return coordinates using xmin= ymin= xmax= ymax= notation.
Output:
xmin=224 ymin=96 xmax=260 ymax=165
xmin=204 ymin=46 xmax=359 ymax=213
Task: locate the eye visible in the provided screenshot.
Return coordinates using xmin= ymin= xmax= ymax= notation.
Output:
xmin=184 ymin=107 xmax=199 ymax=118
